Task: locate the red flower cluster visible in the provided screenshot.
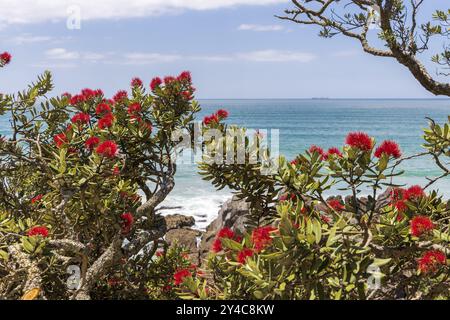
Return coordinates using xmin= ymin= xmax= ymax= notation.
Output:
xmin=27 ymin=226 xmax=49 ymax=237
xmin=54 ymin=133 xmax=68 ymax=148
xmin=150 ymin=77 xmax=162 ymax=91
xmin=127 ymin=102 xmax=142 ymax=116
xmin=71 ymin=112 xmax=90 ymax=126
xmin=212 ymin=227 xmax=236 ymax=253
xmin=177 ymin=71 xmax=192 ymax=82
xmin=237 ymin=248 xmax=254 ymax=264
xmin=345 ymin=132 xmax=373 ymax=151
xmin=98 ymin=113 xmax=115 ymax=129
xmin=391 ymin=185 xmax=426 ymax=213
xmin=96 ymin=102 xmax=112 ymax=115
xmin=120 ymin=212 xmax=134 ymax=234
xmin=0 ymin=52 xmax=12 ymax=65
xmin=95 ymin=140 xmax=118 ymax=158
xmin=325 ymin=147 xmax=343 ymax=159
xmin=69 ymin=89 xmax=102 ymax=105
xmin=374 ymin=140 xmax=401 ymax=159
xmin=31 ymin=194 xmax=43 ymax=204
xmin=410 ymin=216 xmax=434 ymax=237
xmin=173 ymin=269 xmax=191 ymax=285
xmin=418 ymin=250 xmax=446 ymax=273
xmin=131 ymin=77 xmax=143 ymax=87
xmin=203 ymin=109 xmax=229 ymax=126
xmin=252 ymin=226 xmax=276 ymax=252
xmin=327 ymin=199 xmax=345 ymax=212
xmin=85 ymin=136 xmax=100 ymax=150
xmin=164 ymin=76 xmax=176 ymax=85
xmin=113 ymin=90 xmax=128 ymax=103
xmin=309 ymin=145 xmax=325 ymax=159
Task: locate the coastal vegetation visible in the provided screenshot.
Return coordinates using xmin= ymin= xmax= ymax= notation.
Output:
xmin=0 ymin=0 xmax=449 ymax=300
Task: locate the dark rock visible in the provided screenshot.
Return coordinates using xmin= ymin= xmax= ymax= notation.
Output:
xmin=165 ymin=228 xmax=203 ymax=263
xmin=164 ymin=214 xmax=195 ymax=230
xmin=199 ymin=196 xmax=250 ymax=260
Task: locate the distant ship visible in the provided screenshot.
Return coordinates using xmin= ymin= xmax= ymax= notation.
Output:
xmin=311 ymin=97 xmax=330 ymax=100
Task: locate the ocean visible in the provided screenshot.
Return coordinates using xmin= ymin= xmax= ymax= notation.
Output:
xmin=160 ymin=99 xmax=450 ymax=229
xmin=1 ymin=99 xmax=449 ymax=230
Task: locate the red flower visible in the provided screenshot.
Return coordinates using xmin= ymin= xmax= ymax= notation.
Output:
xmin=327 ymin=199 xmax=345 ymax=211
xmin=374 ymin=140 xmax=401 ymax=159
xmin=0 ymin=52 xmax=12 ymax=65
xmin=320 ymin=214 xmax=331 ymax=224
xmin=216 ymin=109 xmax=229 ymax=119
xmin=85 ymin=136 xmax=100 ymax=150
xmin=53 ymin=133 xmax=67 ymax=148
xmin=96 ymin=103 xmax=111 ymax=115
xmin=173 ymin=269 xmax=191 ymax=285
xmin=203 ymin=114 xmax=219 ymax=126
xmin=404 ymin=185 xmax=425 ymax=201
xmin=252 ymin=226 xmax=276 ymax=252
xmin=93 ymin=89 xmax=103 ymax=97
xmin=95 ymin=140 xmax=118 ymax=158
xmin=127 ymin=102 xmax=142 ymax=115
xmin=71 ymin=112 xmax=90 ymax=125
xmin=70 ymin=94 xmax=85 ymax=105
xmin=81 ymin=88 xmax=96 ymax=100
xmin=218 ymin=227 xmax=235 ymax=239
xmin=212 ymin=227 xmax=235 ymax=252
xmin=120 ymin=212 xmax=134 ymax=234
xmin=418 ymin=250 xmax=446 ymax=273
xmin=98 ymin=113 xmax=115 ymax=129
xmin=112 ymin=165 xmax=120 ymax=176
xmin=113 ymin=90 xmax=128 ymax=103
xmin=410 ymin=216 xmax=434 ymax=237
xmin=177 ymin=71 xmax=192 ymax=82
xmin=182 ymin=91 xmax=193 ymax=100
xmin=131 ymin=77 xmax=143 ymax=87
xmin=345 ymin=132 xmax=373 ymax=151
xmin=164 ymin=76 xmax=176 ymax=85
xmin=237 ymin=248 xmax=254 ymax=264
xmin=27 ymin=226 xmax=49 ymax=237
xmin=394 ymin=200 xmax=408 ymax=213
xmin=150 ymin=77 xmax=162 ymax=91
xmin=279 ymin=193 xmax=296 ymax=202
xmin=309 ymin=145 xmax=325 ymax=159
xmin=325 ymin=147 xmax=343 ymax=159
xmin=31 ymin=194 xmax=43 ymax=204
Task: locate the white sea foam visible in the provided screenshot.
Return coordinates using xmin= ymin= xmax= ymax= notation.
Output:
xmin=157 ymin=188 xmax=231 ymax=231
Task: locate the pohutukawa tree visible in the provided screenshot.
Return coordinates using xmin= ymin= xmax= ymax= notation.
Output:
xmin=278 ymin=1 xmax=450 ymax=96
xmin=179 ymin=114 xmax=450 ymax=300
xmin=0 ymin=53 xmax=200 ymax=299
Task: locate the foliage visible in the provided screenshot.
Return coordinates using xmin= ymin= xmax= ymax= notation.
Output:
xmin=187 ymin=114 xmax=450 ymax=300
xmin=0 ymin=55 xmax=199 ymax=299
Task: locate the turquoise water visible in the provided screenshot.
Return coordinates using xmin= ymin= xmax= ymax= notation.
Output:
xmin=163 ymin=99 xmax=450 ymax=229
xmin=1 ymin=99 xmax=449 ymax=229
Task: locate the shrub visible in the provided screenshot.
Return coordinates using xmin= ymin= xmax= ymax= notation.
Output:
xmin=0 ymin=53 xmax=200 ymax=299
xmin=187 ymin=113 xmax=450 ymax=300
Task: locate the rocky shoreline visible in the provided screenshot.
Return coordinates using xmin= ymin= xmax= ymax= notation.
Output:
xmin=162 ymin=188 xmax=401 ymax=265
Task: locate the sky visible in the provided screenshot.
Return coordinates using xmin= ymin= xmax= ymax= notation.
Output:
xmin=0 ymin=0 xmax=448 ymax=99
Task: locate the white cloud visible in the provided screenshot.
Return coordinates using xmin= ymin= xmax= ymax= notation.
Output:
xmin=45 ymin=48 xmax=80 ymax=60
xmin=123 ymin=52 xmax=182 ymax=64
xmin=39 ymin=48 xmax=315 ymax=66
xmin=0 ymin=1 xmax=288 ymax=25
xmin=238 ymin=24 xmax=284 ymax=32
xmin=10 ymin=34 xmax=53 ymax=45
xmin=124 ymin=50 xmax=315 ymax=63
xmin=237 ymin=50 xmax=316 ymax=62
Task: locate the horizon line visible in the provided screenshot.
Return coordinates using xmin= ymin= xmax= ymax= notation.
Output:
xmin=196 ymin=97 xmax=450 ymax=100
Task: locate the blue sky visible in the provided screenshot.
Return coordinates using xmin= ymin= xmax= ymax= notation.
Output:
xmin=0 ymin=0 xmax=448 ymax=99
